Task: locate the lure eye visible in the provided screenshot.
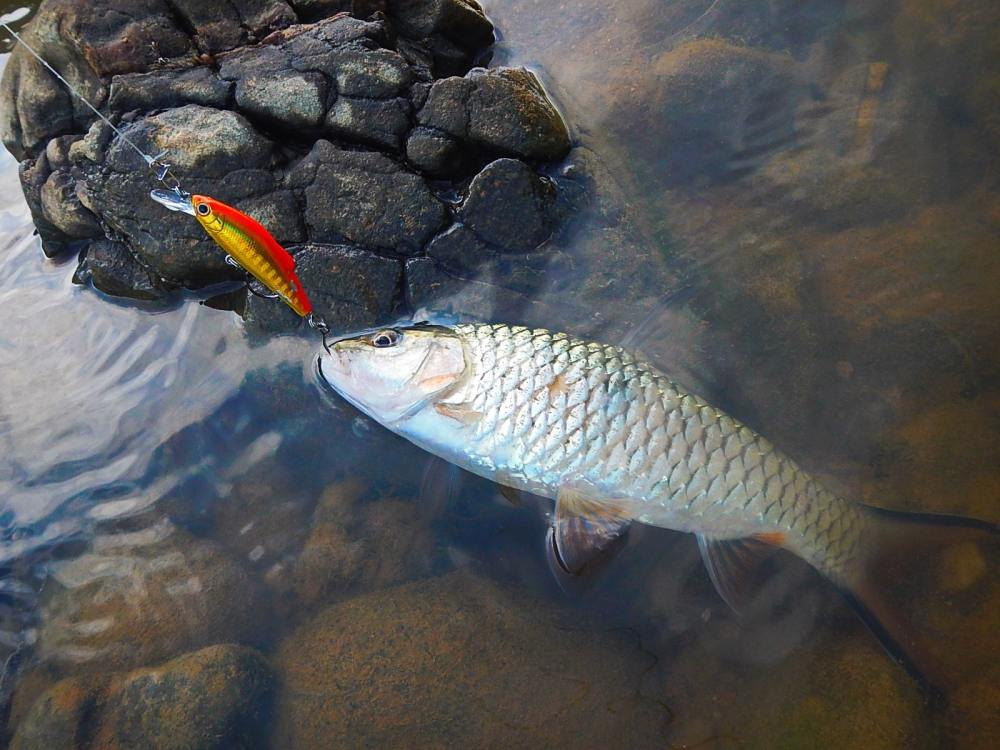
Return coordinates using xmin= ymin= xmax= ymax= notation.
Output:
xmin=371 ymin=329 xmax=400 ymax=348
xmin=196 ymin=202 xmax=210 ymax=216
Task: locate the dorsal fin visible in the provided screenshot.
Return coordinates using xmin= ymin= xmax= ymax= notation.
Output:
xmin=696 ymin=533 xmax=784 ymax=614
xmin=549 ymin=486 xmax=632 ymax=576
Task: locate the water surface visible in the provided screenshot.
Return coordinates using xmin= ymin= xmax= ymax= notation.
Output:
xmin=1 ymin=1 xmax=998 ymax=747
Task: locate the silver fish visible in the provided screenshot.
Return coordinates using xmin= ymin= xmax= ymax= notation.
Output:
xmin=319 ymin=322 xmax=996 ymax=694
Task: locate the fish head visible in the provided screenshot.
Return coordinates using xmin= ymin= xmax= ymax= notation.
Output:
xmin=320 ymin=324 xmax=468 ymax=424
xmin=191 ymin=195 xmax=225 ymax=234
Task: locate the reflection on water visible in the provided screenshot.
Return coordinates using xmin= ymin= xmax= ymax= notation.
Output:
xmin=1 ymin=0 xmax=999 ymax=747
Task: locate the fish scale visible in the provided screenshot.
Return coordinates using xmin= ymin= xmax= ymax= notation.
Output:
xmin=447 ymin=323 xmax=866 ymax=580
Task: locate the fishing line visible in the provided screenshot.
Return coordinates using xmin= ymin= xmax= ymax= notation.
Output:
xmin=1 ymin=14 xmax=183 ymax=192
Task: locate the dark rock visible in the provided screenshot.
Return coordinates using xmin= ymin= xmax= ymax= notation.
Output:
xmin=418 ymin=75 xmax=474 ymax=136
xmin=290 ymin=0 xmax=386 ymax=23
xmin=405 ymin=125 xmax=471 ymax=176
xmin=387 ymin=0 xmax=494 ymax=75
xmin=166 ymin=0 xmax=297 ymax=54
xmin=18 ymin=154 xmax=74 ymax=257
xmin=0 ymin=1 xmax=581 ymax=338
xmin=74 ymin=239 xmax=168 ymax=301
xmin=44 ymin=134 xmax=80 ymax=170
xmin=460 ymin=157 xmax=556 ymax=251
xmin=240 ymin=189 xmax=308 ymax=244
xmin=109 ymin=67 xmax=232 ymax=114
xmin=272 ymin=570 xmax=670 ymax=747
xmin=291 ymin=141 xmax=447 ymax=252
xmin=325 ymin=95 xmax=411 ymax=150
xmin=37 ymin=522 xmax=263 ymax=671
xmin=100 ymin=644 xmax=273 ymax=750
xmin=10 ymin=645 xmax=273 ymax=750
xmin=113 ymin=104 xmax=273 ymax=175
xmin=79 ymin=110 xmax=279 ymax=284
xmin=327 ymin=46 xmax=412 ymax=98
xmin=293 ymin=243 xmax=403 ymax=331
xmin=464 ymin=68 xmax=571 ymax=159
xmin=221 ymin=46 xmax=329 ymax=130
xmin=425 ymin=224 xmax=492 ymax=272
xmin=418 ymin=67 xmax=571 ymax=164
xmin=39 ymin=168 xmax=102 ymax=237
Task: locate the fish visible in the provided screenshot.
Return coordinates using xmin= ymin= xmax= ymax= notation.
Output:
xmin=188 ymin=194 xmax=312 ymax=317
xmin=319 ymin=321 xmax=998 ymax=697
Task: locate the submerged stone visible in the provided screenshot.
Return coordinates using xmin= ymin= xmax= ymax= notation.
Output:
xmin=10 ymin=645 xmax=273 ymax=750
xmin=288 ymin=479 xmax=436 ymax=606
xmin=272 ymin=570 xmax=670 ymax=747
xmin=36 ymin=522 xmax=262 ymax=672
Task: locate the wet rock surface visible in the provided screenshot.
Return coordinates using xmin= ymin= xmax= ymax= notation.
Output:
xmin=272 ymin=570 xmax=670 ymax=748
xmin=10 ymin=644 xmax=273 ymax=750
xmin=0 ymin=0 xmax=586 ymax=334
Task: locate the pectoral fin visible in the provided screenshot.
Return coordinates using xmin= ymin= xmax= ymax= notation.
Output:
xmin=548 ymin=486 xmax=632 ymax=576
xmin=696 ymin=533 xmax=784 ymax=614
xmin=497 ymin=483 xmax=523 ymax=507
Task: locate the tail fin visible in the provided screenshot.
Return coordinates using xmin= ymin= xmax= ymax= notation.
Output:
xmin=835 ymin=504 xmax=998 ymax=705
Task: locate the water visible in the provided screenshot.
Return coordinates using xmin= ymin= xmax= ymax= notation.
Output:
xmin=1 ymin=1 xmax=998 ymax=747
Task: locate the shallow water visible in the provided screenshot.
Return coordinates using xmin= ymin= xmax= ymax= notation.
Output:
xmin=1 ymin=1 xmax=999 ymax=747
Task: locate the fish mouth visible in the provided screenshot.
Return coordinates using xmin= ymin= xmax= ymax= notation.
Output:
xmin=317 ymin=343 xmax=355 ymax=386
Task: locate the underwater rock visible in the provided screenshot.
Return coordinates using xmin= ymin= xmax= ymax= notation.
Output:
xmin=8 ymin=676 xmax=98 ymax=750
xmin=36 ymin=521 xmax=262 ymax=672
xmin=0 ymin=3 xmax=582 ymax=333
xmin=288 ymin=479 xmax=435 ymax=606
xmin=10 ymin=645 xmax=273 ymax=750
xmin=272 ymin=570 xmax=670 ymax=747
xmin=98 ymin=644 xmax=273 ymax=749
xmin=617 ymin=37 xmax=799 ymax=186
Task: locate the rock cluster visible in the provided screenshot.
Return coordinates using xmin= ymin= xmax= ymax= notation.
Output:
xmin=0 ymin=0 xmax=572 ymax=332
xmin=11 ymin=644 xmax=272 ymax=750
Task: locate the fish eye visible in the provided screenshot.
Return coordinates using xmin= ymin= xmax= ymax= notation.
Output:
xmin=196 ymin=202 xmax=210 ymax=216
xmin=371 ymin=329 xmax=400 ymax=348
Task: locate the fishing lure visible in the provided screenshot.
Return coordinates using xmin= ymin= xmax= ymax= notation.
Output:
xmin=2 ymin=13 xmax=318 ymax=322
xmin=151 ymin=189 xmax=312 ymax=317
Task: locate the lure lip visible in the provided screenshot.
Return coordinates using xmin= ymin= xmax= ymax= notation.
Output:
xmin=150 ymin=188 xmax=196 ymax=216
xmin=0 ymin=8 xmax=32 ymax=24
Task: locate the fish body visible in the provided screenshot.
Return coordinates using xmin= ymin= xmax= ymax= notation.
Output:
xmin=320 ymin=322 xmax=996 ymax=693
xmin=191 ymin=195 xmax=312 ymax=317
